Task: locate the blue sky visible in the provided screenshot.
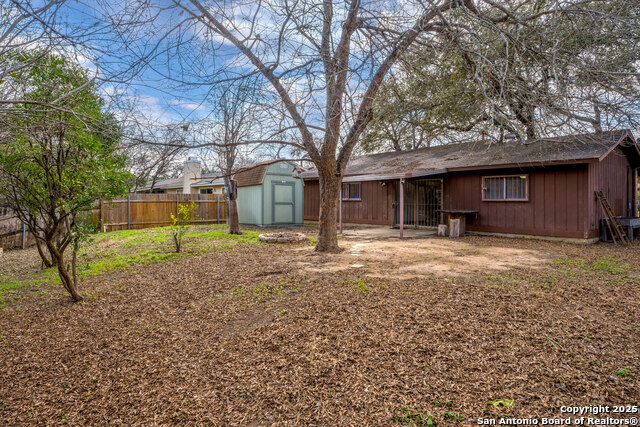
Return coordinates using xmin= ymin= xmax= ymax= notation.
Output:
xmin=55 ymin=0 xmax=224 ymax=126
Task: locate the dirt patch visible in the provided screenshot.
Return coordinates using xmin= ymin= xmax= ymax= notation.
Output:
xmin=291 ymin=236 xmax=551 ymax=279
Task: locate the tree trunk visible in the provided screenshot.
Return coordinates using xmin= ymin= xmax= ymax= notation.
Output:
xmin=71 ymin=239 xmax=79 ymax=288
xmin=224 ymin=178 xmax=242 ymax=235
xmin=47 ymin=241 xmax=83 ymax=302
xmin=172 ymin=230 xmax=181 ymax=253
xmin=315 ymin=173 xmax=342 ymax=253
xmin=35 ymin=238 xmax=55 ymax=268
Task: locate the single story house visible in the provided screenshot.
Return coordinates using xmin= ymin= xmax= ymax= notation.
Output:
xmin=136 ymin=157 xmax=225 ymax=195
xmin=235 ymin=160 xmax=304 ymax=226
xmin=302 ymin=130 xmax=640 ymax=241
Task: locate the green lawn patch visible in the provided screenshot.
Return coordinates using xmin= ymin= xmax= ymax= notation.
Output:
xmin=0 ymin=225 xmax=263 ymax=303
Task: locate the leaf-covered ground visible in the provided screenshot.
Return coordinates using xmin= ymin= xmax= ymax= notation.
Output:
xmin=0 ymin=226 xmax=638 ymax=425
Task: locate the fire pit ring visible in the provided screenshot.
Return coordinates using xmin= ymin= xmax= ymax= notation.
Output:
xmin=259 ymin=232 xmax=307 ymax=244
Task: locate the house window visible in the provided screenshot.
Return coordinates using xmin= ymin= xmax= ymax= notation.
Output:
xmin=341 ymin=182 xmax=361 ymax=200
xmin=200 ymin=188 xmax=213 ymax=194
xmin=482 ymin=175 xmax=528 ymax=201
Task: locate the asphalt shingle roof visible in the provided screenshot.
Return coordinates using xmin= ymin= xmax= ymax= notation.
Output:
xmin=138 ymin=174 xmax=225 ymax=191
xmin=301 ymin=130 xmax=638 ymax=180
xmin=234 ymin=159 xmax=292 ymax=187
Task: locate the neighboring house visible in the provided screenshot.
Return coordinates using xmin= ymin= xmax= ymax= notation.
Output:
xmin=136 ymin=157 xmax=225 ymax=195
xmin=302 ymin=130 xmax=640 ymax=241
xmin=235 ymin=160 xmax=304 ymax=226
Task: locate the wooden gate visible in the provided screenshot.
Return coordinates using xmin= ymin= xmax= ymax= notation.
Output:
xmin=394 ymin=179 xmax=442 ymax=227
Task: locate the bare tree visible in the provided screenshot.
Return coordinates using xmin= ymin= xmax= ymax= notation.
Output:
xmin=213 ymin=79 xmax=262 ymax=234
xmin=121 ymin=121 xmax=190 ymax=192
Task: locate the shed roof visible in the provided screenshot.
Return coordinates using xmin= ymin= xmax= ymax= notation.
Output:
xmin=301 ymin=130 xmax=639 ymax=180
xmin=234 ymin=159 xmax=294 ymax=187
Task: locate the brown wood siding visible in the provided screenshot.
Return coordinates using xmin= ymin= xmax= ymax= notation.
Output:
xmin=303 ymin=180 xmax=393 ymax=225
xmin=443 ymin=165 xmax=591 ymax=238
xmin=587 ymin=147 xmax=634 ymax=233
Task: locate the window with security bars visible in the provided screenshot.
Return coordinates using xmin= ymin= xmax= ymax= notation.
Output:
xmin=341 ymin=182 xmax=362 ymax=200
xmin=482 ymin=175 xmax=528 ymax=201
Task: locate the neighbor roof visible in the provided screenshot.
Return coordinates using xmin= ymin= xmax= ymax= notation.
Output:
xmin=138 ymin=174 xmax=225 ymax=191
xmin=301 ymin=130 xmax=639 ymax=181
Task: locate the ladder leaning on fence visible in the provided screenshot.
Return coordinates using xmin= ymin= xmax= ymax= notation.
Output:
xmin=595 ymin=190 xmax=630 ymax=245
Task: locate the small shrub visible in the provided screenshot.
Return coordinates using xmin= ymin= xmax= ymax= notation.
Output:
xmin=591 ymin=259 xmax=627 ymax=274
xmin=342 ymin=279 xmax=370 ymax=292
xmin=170 ymin=202 xmax=200 ymax=253
xmin=487 ymin=399 xmax=514 ymax=407
xmin=615 ymin=366 xmax=630 ymax=378
xmin=443 ymin=411 xmax=464 ymax=422
xmin=393 ymin=406 xmax=436 ymax=426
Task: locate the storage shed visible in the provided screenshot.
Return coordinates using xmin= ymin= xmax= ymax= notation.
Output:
xmin=235 ymin=160 xmax=304 ymax=226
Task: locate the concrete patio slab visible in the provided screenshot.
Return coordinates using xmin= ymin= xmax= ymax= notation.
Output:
xmin=340 ymin=226 xmax=437 ymax=239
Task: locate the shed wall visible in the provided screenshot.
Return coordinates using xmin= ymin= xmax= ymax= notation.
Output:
xmin=237 ymin=185 xmax=263 ymax=226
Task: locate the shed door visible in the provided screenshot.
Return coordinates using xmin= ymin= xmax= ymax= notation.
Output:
xmin=273 ymin=182 xmax=295 ymax=224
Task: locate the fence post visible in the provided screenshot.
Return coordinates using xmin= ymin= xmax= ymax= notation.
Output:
xmin=216 ymin=195 xmax=220 ymax=224
xmin=21 ymin=222 xmax=26 ymax=249
xmin=176 ymin=194 xmax=179 ymax=218
xmin=127 ymin=194 xmax=131 ymax=230
xmin=100 ymin=199 xmax=105 ymax=233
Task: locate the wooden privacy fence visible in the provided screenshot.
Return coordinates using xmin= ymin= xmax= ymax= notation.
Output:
xmin=0 ymin=214 xmax=34 ymax=249
xmin=99 ymin=193 xmax=227 ymax=232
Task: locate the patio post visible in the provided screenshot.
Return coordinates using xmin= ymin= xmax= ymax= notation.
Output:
xmin=399 ymin=178 xmax=405 ymax=238
xmin=339 ymin=184 xmax=343 ymax=234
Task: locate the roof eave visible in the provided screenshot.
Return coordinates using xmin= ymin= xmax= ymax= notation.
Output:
xmin=597 ymin=131 xmax=633 ymax=162
xmin=447 ymin=158 xmax=594 ymax=172
xmin=306 ymin=169 xmax=448 ymax=182
xmin=303 ymin=159 xmax=595 ymax=180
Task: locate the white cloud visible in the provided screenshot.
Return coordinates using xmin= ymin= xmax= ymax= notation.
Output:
xmin=134 ymin=94 xmax=174 ymax=125
xmin=167 ymin=99 xmax=206 ymax=112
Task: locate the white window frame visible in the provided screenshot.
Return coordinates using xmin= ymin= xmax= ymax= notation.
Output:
xmin=482 ymin=175 xmax=529 ymax=201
